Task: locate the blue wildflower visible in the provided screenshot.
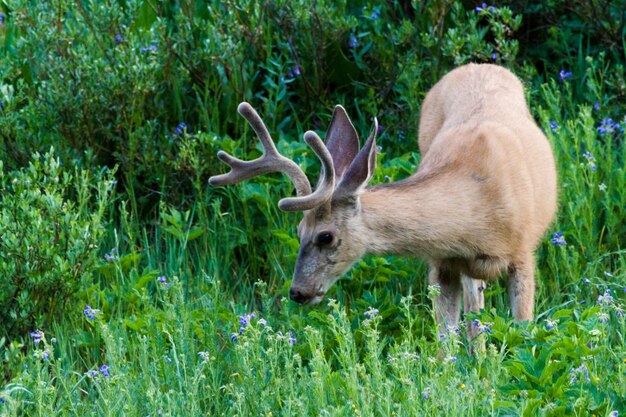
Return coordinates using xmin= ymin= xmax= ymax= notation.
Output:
xmin=545 ymin=319 xmax=558 ymax=330
xmin=597 ymin=289 xmax=614 ymax=305
xmin=104 ymin=248 xmax=119 ymax=262
xmin=86 ymin=369 xmax=99 ymax=378
xmin=289 ymin=331 xmax=296 ymax=345
xmin=593 ymin=101 xmax=601 ymax=111
xmin=559 ymin=70 xmax=573 ymax=81
xmin=84 ymin=305 xmax=96 ymax=320
xmin=551 ymin=232 xmax=566 ymax=245
xmin=472 ymin=318 xmax=491 ymax=334
xmin=141 ymin=44 xmax=157 ymax=53
xmin=42 ymin=349 xmax=50 ymax=360
xmin=583 ymin=278 xmax=590 ymax=284
xmin=348 ymin=35 xmax=358 ymax=48
xmin=422 ymin=391 xmax=430 ymax=399
xmin=114 ymin=34 xmax=123 ymax=45
xmin=491 ymin=52 xmax=498 ymax=61
xmin=293 ymin=65 xmax=301 ymax=76
xmin=258 ymin=318 xmax=267 ymax=327
xmin=157 ymin=275 xmax=171 ymax=288
xmin=30 ymin=329 xmax=44 ymax=345
xmin=175 ymin=122 xmax=187 ymax=135
xmin=370 ymin=7 xmax=380 ymax=19
xmin=0 ymin=397 xmax=4 ymax=403
xmin=0 ymin=13 xmax=4 ymax=26
xmin=364 ymin=306 xmax=379 ymax=319
xmin=548 ymin=121 xmax=558 ymax=132
xmin=230 ymin=333 xmax=238 ymax=342
xmin=582 ymin=151 xmax=596 ymax=171
xmin=99 ymin=364 xmax=110 ymax=377
xmin=609 ymin=411 xmax=618 ymax=417
xmin=598 ymin=118 xmax=620 ymax=136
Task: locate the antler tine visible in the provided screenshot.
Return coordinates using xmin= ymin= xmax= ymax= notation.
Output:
xmin=278 ymin=130 xmax=335 ymax=212
xmin=209 ymin=102 xmax=336 ymax=212
xmin=208 ymin=102 xmax=312 ymax=196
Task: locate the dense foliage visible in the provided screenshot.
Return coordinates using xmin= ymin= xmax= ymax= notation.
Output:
xmin=0 ymin=1 xmax=625 ymax=416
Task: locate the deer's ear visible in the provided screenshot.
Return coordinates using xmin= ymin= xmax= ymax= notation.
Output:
xmin=325 ymin=105 xmax=360 ymax=180
xmin=332 ymin=118 xmax=377 ymax=203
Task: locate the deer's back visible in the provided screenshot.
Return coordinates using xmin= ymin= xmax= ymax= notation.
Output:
xmin=416 ymin=63 xmax=557 ymax=257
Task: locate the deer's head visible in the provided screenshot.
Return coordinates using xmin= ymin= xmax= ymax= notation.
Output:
xmin=209 ymin=103 xmax=377 ymax=304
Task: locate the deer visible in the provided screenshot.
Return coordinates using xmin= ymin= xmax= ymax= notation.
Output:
xmin=209 ymin=63 xmax=557 ymax=342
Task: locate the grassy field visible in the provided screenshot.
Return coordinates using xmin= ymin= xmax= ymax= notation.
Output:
xmin=1 ymin=1 xmax=625 ymax=416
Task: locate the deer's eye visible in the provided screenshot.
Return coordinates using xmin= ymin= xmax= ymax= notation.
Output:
xmin=316 ymin=231 xmax=334 ymax=247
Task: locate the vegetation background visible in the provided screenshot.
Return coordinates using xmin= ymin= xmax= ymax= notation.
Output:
xmin=0 ymin=0 xmax=625 ymax=415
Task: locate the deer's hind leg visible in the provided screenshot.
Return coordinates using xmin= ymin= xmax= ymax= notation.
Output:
xmin=428 ymin=260 xmax=462 ymax=332
xmin=507 ymin=252 xmax=535 ymax=321
xmin=462 ymin=274 xmax=485 ymax=339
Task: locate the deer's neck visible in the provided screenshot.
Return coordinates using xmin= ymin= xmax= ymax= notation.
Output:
xmin=357 ymin=175 xmax=480 ymax=259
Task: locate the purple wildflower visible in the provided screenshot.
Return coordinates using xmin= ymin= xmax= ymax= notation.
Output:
xmin=84 ymin=305 xmax=96 ymax=320
xmin=598 ymin=118 xmax=620 ymax=136
xmin=491 ymin=52 xmax=498 ymax=61
xmin=293 ymin=65 xmax=301 ymax=76
xmin=86 ymin=369 xmax=99 ymax=378
xmin=364 ymin=306 xmax=380 ymax=319
xmin=0 ymin=13 xmax=4 ymax=26
xmin=41 ymin=349 xmax=50 ymax=360
xmin=609 ymin=411 xmax=618 ymax=417
xmin=157 ymin=275 xmax=171 ymax=288
xmin=99 ymin=364 xmax=110 ymax=377
xmin=258 ymin=318 xmax=267 ymax=327
xmin=30 ymin=329 xmax=44 ymax=345
xmin=472 ymin=318 xmax=491 ymax=334
xmin=0 ymin=397 xmax=4 ymax=403
xmin=545 ymin=319 xmax=558 ymax=330
xmin=230 ymin=333 xmax=238 ymax=342
xmin=370 ymin=8 xmax=380 ymax=19
xmin=141 ymin=44 xmax=157 ymax=53
xmin=115 ymin=34 xmax=123 ymax=44
xmin=551 ymin=232 xmax=566 ymax=246
xmin=583 ymin=278 xmax=590 ymax=284
xmin=559 ymin=70 xmax=573 ymax=81
xmin=549 ymin=121 xmax=559 ymax=133
xmin=348 ymin=35 xmax=358 ymax=48
xmin=422 ymin=391 xmax=430 ymax=399
xmin=175 ymin=122 xmax=187 ymax=135
xmin=289 ymin=331 xmax=296 ymax=345
xmin=593 ymin=101 xmax=601 ymax=111
xmin=104 ymin=248 xmax=119 ymax=262
xmin=597 ymin=289 xmax=614 ymax=306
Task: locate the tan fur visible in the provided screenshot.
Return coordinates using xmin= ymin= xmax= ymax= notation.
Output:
xmin=295 ymin=64 xmax=557 ymax=325
xmin=211 ymin=64 xmax=557 ymax=333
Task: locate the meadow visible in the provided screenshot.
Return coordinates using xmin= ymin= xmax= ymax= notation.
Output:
xmin=1 ymin=1 xmax=625 ymax=416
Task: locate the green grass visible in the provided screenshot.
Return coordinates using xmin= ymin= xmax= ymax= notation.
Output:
xmin=2 ymin=72 xmax=625 ymax=416
xmin=1 ymin=1 xmax=626 ymax=416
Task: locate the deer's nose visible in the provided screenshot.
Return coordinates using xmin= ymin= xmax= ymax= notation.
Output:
xmin=289 ymin=287 xmax=310 ymax=304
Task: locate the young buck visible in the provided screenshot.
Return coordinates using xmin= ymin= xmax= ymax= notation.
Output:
xmin=210 ymin=63 xmax=557 ymax=337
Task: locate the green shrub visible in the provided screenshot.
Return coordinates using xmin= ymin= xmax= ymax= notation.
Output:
xmin=0 ymin=149 xmax=115 ymax=342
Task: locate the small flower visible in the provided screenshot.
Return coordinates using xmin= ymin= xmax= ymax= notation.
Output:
xmin=582 ymin=151 xmax=596 ymax=171
xmin=593 ymin=101 xmax=601 ymax=111
xmin=370 ymin=8 xmax=380 ymax=19
xmin=545 ymin=319 xmax=558 ymax=330
xmin=258 ymin=318 xmax=267 ymax=327
xmin=551 ymin=232 xmax=566 ymax=246
xmin=548 ymin=121 xmax=559 ymax=133
xmin=86 ymin=369 xmax=99 ymax=378
xmin=598 ymin=118 xmax=620 ymax=136
xmin=364 ymin=306 xmax=379 ymax=319
xmin=84 ymin=305 xmax=97 ymax=320
xmin=30 ymin=329 xmax=45 ymax=345
xmin=51 ymin=338 xmax=57 ymax=344
xmin=422 ymin=391 xmax=430 ymax=399
xmin=447 ymin=356 xmax=457 ymax=363
xmin=348 ymin=35 xmax=358 ymax=48
xmin=597 ymin=289 xmax=614 ymax=306
xmin=474 ymin=2 xmax=488 ymax=12
xmin=230 ymin=333 xmax=238 ymax=342
xmin=597 ymin=312 xmax=609 ymax=323
xmin=491 ymin=52 xmax=498 ymax=61
xmin=289 ymin=331 xmax=296 ymax=345
xmin=472 ymin=318 xmax=492 ymax=334
xmin=609 ymin=411 xmax=618 ymax=417
xmin=559 ymin=69 xmax=573 ymax=81
xmin=0 ymin=397 xmax=4 ymax=403
xmin=198 ymin=351 xmax=210 ymax=362
xmin=157 ymin=275 xmax=171 ymax=288
xmin=0 ymin=13 xmax=4 ymax=26
xmin=583 ymin=278 xmax=590 ymax=284
xmin=114 ymin=33 xmax=123 ymax=44
xmin=140 ymin=44 xmax=158 ymax=53
xmin=104 ymin=248 xmax=119 ymax=262
xmin=598 ymin=183 xmax=607 ymax=192
xmin=164 ymin=355 xmax=172 ymax=363
xmin=99 ymin=364 xmax=110 ymax=377
xmin=175 ymin=122 xmax=187 ymax=135
xmin=238 ymin=326 xmax=244 ymax=335
xmin=42 ymin=349 xmax=50 ymax=360
xmin=293 ymin=65 xmax=301 ymax=76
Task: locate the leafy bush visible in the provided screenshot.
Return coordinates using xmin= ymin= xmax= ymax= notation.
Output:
xmin=0 ymin=149 xmax=114 ymax=342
